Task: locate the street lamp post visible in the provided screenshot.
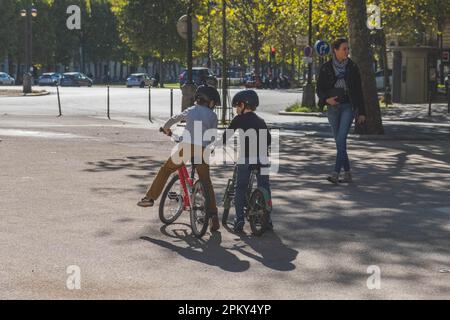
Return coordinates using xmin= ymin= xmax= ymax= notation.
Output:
xmin=221 ymin=0 xmax=228 ymax=125
xmin=301 ymin=0 xmax=316 ymax=108
xmin=181 ymin=0 xmax=196 ymax=111
xmin=20 ymin=1 xmax=37 ymax=94
xmin=207 ymin=1 xmax=213 ymax=69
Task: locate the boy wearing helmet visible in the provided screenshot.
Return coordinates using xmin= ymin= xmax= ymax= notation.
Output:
xmin=138 ymin=85 xmax=221 ymax=232
xmin=223 ymin=90 xmax=273 ymax=232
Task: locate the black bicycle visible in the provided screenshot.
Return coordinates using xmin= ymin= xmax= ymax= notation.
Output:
xmin=222 ymin=163 xmax=271 ymax=236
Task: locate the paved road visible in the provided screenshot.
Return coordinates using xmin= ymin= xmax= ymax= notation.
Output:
xmin=0 ymin=85 xmax=301 ymax=120
xmin=1 ymin=90 xmax=449 ymax=299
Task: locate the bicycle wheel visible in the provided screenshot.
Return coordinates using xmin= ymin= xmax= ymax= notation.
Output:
xmin=190 ymin=180 xmax=210 ymax=238
xmin=159 ymin=175 xmax=184 ymax=225
xmin=248 ymin=188 xmax=270 ymax=236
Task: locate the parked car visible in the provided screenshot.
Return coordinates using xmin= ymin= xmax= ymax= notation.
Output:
xmin=126 ymin=73 xmax=155 ymax=88
xmin=60 ymin=72 xmax=93 ymax=87
xmin=244 ymin=73 xmax=263 ymax=89
xmin=0 ymin=72 xmax=15 ymax=85
xmin=375 ymin=69 xmax=393 ymax=91
xmin=38 ymin=73 xmax=62 ymax=86
xmin=179 ymin=67 xmax=218 ymax=88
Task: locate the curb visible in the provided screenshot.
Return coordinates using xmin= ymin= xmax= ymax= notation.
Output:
xmin=24 ymin=91 xmax=50 ymax=97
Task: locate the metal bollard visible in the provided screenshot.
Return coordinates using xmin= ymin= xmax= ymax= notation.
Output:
xmin=448 ymin=85 xmax=450 ymax=114
xmin=107 ymin=86 xmax=111 ymax=120
xmin=56 ymin=85 xmax=62 ymax=117
xmin=170 ymin=89 xmax=174 ymax=117
xmin=149 ymin=86 xmax=152 ymax=122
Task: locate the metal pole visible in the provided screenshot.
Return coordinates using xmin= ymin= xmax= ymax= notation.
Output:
xmin=57 ymin=85 xmax=62 ymax=117
xmin=149 ymin=86 xmax=152 ymax=122
xmin=207 ymin=1 xmax=212 ymax=69
xmin=107 ymin=85 xmax=110 ymax=120
xmin=187 ymin=1 xmax=193 ymax=84
xmin=428 ymin=87 xmax=432 ymax=117
xmin=221 ymin=0 xmax=228 ymax=125
xmin=170 ymin=89 xmax=174 ymax=117
xmin=448 ymin=84 xmax=450 ymax=114
xmin=307 ymin=0 xmax=312 ymax=86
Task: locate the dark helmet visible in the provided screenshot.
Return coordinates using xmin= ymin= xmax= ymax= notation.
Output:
xmin=232 ymin=90 xmax=259 ymax=108
xmin=195 ymin=85 xmax=221 ymax=106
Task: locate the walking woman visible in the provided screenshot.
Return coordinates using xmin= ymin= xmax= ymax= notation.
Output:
xmin=317 ymin=38 xmax=366 ymax=184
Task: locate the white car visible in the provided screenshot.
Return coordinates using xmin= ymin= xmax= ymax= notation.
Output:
xmin=0 ymin=72 xmax=15 ymax=85
xmin=126 ymin=73 xmax=155 ymax=88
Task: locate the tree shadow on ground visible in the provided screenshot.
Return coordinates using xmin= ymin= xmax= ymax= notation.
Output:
xmin=83 ymin=129 xmax=450 ymax=291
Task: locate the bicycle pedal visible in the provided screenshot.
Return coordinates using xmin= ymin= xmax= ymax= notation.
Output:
xmin=168 ymin=192 xmax=179 ymax=200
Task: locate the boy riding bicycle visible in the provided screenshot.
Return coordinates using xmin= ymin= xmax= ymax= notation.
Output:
xmin=138 ymin=85 xmax=221 ymax=232
xmin=222 ymin=90 xmax=273 ymax=232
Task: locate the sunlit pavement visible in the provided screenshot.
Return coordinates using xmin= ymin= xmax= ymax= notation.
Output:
xmin=1 ymin=89 xmax=449 ymax=299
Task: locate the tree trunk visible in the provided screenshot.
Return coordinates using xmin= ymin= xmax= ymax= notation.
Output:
xmin=252 ymin=25 xmax=261 ymax=77
xmin=345 ymin=0 xmax=384 ymax=134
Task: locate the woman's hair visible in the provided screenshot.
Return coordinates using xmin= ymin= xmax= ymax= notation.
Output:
xmin=332 ymin=38 xmax=349 ymax=51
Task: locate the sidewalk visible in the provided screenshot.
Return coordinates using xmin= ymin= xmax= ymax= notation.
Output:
xmin=1 ymin=114 xmax=449 ymax=299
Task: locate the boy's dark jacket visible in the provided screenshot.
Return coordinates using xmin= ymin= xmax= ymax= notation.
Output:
xmin=316 ymin=58 xmax=366 ymax=116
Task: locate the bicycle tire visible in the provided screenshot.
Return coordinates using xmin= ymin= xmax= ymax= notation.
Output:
xmin=248 ymin=188 xmax=270 ymax=236
xmin=190 ymin=180 xmax=210 ymax=238
xmin=159 ymin=175 xmax=184 ymax=225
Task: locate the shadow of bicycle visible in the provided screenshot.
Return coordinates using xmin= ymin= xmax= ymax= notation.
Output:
xmin=141 ymin=222 xmax=298 ymax=272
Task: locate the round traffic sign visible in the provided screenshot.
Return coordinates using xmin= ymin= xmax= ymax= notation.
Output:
xmin=314 ymin=40 xmax=331 ymax=56
xmin=177 ymin=15 xmax=200 ymax=40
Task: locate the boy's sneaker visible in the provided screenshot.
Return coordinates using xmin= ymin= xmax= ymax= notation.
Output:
xmin=210 ymin=214 xmax=220 ymax=232
xmin=137 ymin=197 xmax=154 ymax=207
xmin=233 ymin=218 xmax=245 ymax=233
xmin=327 ymin=172 xmax=339 ymax=185
xmin=340 ymin=171 xmax=353 ymax=183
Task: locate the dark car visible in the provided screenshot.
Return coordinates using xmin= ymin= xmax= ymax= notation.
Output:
xmin=60 ymin=72 xmax=93 ymax=87
xmin=179 ymin=67 xmax=218 ymax=88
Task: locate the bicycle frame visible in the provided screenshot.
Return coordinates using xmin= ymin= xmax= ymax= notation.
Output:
xmin=178 ymin=165 xmax=194 ymax=210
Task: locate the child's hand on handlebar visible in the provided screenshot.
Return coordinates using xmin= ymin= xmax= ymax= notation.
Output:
xmin=159 ymin=127 xmax=172 ymax=136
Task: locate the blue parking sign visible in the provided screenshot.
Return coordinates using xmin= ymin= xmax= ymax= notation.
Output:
xmin=314 ymin=40 xmax=330 ymax=56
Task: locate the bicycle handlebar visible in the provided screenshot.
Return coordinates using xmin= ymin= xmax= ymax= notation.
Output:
xmin=160 ymin=127 xmax=182 ymax=143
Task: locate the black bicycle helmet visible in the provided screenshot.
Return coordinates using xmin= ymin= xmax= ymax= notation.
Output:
xmin=232 ymin=90 xmax=259 ymax=108
xmin=195 ymin=85 xmax=221 ymax=106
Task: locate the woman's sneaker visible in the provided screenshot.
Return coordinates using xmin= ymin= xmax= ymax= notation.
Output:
xmin=327 ymin=172 xmax=339 ymax=185
xmin=340 ymin=171 xmax=353 ymax=183
xmin=137 ymin=197 xmax=154 ymax=207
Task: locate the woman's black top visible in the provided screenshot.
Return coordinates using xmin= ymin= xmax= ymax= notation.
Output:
xmin=316 ymin=58 xmax=366 ymax=116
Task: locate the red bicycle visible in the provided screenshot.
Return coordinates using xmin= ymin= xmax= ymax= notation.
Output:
xmin=158 ymin=128 xmax=211 ymax=238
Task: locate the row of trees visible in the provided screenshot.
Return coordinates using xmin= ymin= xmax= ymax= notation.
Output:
xmin=1 ymin=0 xmax=450 ymax=132
xmin=2 ymin=0 xmax=449 ymax=82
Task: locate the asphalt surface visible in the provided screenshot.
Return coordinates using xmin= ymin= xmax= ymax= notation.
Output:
xmin=1 ymin=88 xmax=449 ymax=299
